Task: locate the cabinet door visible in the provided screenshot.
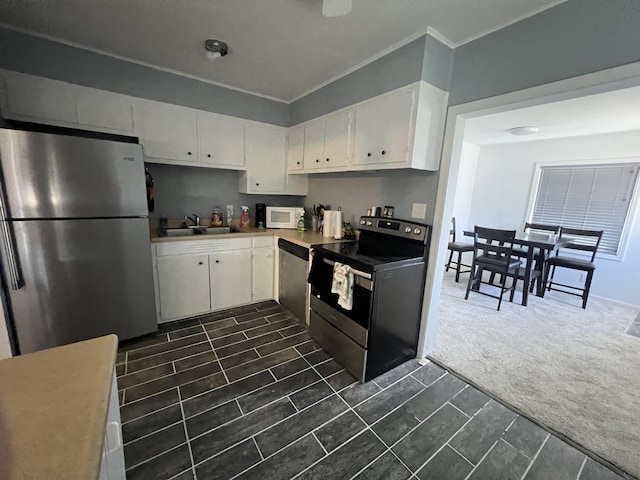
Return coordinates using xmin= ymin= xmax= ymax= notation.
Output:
xmin=352 ymin=100 xmax=381 ymax=166
xmin=210 ymin=250 xmax=252 ymax=310
xmin=244 ymin=124 xmax=286 ymax=193
xmin=252 ymin=247 xmax=274 ymax=302
xmin=157 ymin=255 xmax=210 ymax=321
xmin=287 ymin=125 xmax=304 ymax=171
xmin=323 ymin=110 xmax=351 ymax=168
xmin=302 ymin=118 xmax=325 ymax=170
xmin=375 ymin=91 xmax=414 ymax=164
xmin=1 ymin=71 xmax=76 ymax=124
xmin=134 ymin=101 xmax=198 ymax=163
xmin=76 ymin=89 xmax=134 ymax=133
xmin=198 ymin=113 xmax=245 ymax=168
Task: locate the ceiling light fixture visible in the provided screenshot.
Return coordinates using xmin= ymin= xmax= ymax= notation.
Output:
xmin=506 ymin=126 xmax=539 ymax=136
xmin=205 ymin=39 xmax=228 ymax=60
xmin=322 ymin=0 xmax=352 ymax=17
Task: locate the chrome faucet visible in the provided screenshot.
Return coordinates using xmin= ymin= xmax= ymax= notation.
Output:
xmin=184 ymin=214 xmax=200 ymax=227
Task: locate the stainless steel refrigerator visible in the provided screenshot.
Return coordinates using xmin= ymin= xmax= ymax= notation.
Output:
xmin=0 ymin=129 xmax=157 ymax=354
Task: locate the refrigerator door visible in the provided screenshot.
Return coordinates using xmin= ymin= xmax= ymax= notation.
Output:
xmin=0 ymin=129 xmax=147 ymax=219
xmin=2 ymin=217 xmax=156 ymax=354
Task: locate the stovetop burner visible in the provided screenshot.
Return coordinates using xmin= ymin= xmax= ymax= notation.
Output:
xmin=313 ymin=242 xmax=422 ymax=272
xmin=313 ymin=216 xmax=432 ymax=273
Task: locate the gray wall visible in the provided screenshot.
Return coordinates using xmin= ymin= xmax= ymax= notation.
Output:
xmin=305 ymin=170 xmax=439 ymax=226
xmin=147 ymin=163 xmax=304 ymax=222
xmin=289 ymin=35 xmax=453 ymax=125
xmin=449 ymin=0 xmax=640 ymax=106
xmin=0 ymin=27 xmax=289 ymax=126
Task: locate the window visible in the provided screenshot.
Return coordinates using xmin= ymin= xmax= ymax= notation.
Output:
xmin=531 ymin=163 xmax=640 ymax=255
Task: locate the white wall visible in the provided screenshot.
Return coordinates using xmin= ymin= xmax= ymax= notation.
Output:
xmin=465 ymin=130 xmax=640 ymax=307
xmin=451 ymin=142 xmax=480 ymax=233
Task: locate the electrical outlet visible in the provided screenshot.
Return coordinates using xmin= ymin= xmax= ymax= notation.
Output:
xmin=412 ymin=203 xmax=427 ymax=219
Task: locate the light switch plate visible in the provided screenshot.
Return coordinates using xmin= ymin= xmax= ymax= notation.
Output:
xmin=412 ymin=203 xmax=427 ymax=219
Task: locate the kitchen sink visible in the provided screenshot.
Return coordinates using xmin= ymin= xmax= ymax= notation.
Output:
xmin=164 ymin=226 xmax=232 ymax=237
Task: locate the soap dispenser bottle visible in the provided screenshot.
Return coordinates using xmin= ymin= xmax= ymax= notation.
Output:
xmin=296 ymin=209 xmax=306 ymax=231
xmin=240 ymin=206 xmax=250 ymax=228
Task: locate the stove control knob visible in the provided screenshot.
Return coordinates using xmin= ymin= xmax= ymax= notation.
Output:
xmin=360 ymin=220 xmax=366 ymax=225
xmin=404 ymin=226 xmax=412 ymax=233
xmin=366 ymin=221 xmax=373 ymax=226
xmin=414 ymin=228 xmax=422 ymax=235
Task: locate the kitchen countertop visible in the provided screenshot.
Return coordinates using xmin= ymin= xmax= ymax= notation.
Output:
xmin=151 ymin=227 xmax=354 ymax=249
xmin=0 ymin=335 xmax=118 ymax=480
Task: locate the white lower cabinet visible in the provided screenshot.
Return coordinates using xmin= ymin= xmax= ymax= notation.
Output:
xmin=99 ymin=372 xmax=125 ymax=480
xmin=210 ymin=250 xmax=253 ymax=310
xmin=156 ymin=254 xmax=211 ymax=321
xmin=154 ymin=237 xmax=274 ymax=322
xmin=252 ymin=247 xmax=275 ymax=302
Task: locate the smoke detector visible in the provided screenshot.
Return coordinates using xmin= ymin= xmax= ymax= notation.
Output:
xmin=506 ymin=126 xmax=539 ymax=136
xmin=205 ymin=39 xmax=228 ymax=60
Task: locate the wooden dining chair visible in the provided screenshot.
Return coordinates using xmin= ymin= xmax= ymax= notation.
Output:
xmin=445 ymin=217 xmax=474 ymax=282
xmin=541 ymin=227 xmax=603 ymax=308
xmin=465 ymin=226 xmax=522 ymax=311
xmin=511 ymin=222 xmax=561 ymax=292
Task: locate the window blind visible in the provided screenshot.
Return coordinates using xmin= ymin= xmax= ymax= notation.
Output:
xmin=531 ymin=163 xmax=639 ymax=255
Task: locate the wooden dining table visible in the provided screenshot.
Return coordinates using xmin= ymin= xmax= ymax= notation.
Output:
xmin=463 ymin=230 xmax=570 ymax=307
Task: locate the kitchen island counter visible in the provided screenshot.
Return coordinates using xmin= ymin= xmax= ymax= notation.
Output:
xmin=0 ymin=335 xmax=118 ymax=480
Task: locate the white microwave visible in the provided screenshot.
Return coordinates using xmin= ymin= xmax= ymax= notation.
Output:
xmin=266 ymin=206 xmax=303 ymax=229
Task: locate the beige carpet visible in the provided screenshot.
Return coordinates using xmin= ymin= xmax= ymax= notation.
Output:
xmin=432 ymin=272 xmax=640 ymax=477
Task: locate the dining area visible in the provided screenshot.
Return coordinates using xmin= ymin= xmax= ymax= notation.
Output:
xmin=445 ymin=218 xmax=603 ymax=311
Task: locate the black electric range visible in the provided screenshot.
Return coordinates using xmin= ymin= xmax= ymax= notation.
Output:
xmin=308 ymin=216 xmax=431 ymax=382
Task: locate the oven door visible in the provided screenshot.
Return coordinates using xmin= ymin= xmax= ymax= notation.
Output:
xmin=308 ymin=253 xmax=373 ymax=334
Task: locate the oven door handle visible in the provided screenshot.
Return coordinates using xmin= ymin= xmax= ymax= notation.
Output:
xmin=322 ymin=257 xmax=372 ymax=280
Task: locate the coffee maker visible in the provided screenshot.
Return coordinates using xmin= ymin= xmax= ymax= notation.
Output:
xmin=255 ymin=203 xmax=266 ymax=228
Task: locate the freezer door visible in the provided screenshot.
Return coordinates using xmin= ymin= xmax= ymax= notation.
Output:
xmin=2 ymin=218 xmax=157 ymax=354
xmin=0 ymin=129 xmax=147 ymax=219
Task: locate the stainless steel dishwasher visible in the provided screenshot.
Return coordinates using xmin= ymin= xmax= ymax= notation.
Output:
xmin=278 ymin=239 xmax=309 ymax=322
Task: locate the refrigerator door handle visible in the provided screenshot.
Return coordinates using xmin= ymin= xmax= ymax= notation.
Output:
xmin=0 ymin=188 xmax=22 ymax=289
xmin=0 ymin=219 xmax=22 ymax=290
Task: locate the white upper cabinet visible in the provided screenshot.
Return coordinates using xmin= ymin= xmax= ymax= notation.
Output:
xmin=287 ymin=125 xmax=304 ymax=171
xmin=1 ymin=71 xmax=76 ymax=124
xmin=197 ymin=113 xmax=245 ymax=169
xmin=0 ymin=70 xmax=134 ymax=134
xmin=303 ymin=118 xmax=325 ymax=170
xmin=353 ymin=90 xmax=414 ymax=166
xmin=323 ymin=110 xmax=351 ymax=168
xmin=76 ymin=89 xmax=134 ymax=133
xmin=133 ymin=100 xmax=198 ymax=163
xmin=302 ymin=111 xmax=351 ymax=171
xmin=241 ymin=124 xmax=286 ymax=193
xmin=293 ymin=82 xmax=448 ymax=172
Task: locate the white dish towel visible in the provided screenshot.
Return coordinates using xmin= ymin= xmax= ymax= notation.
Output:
xmin=331 ymin=261 xmax=354 ymax=310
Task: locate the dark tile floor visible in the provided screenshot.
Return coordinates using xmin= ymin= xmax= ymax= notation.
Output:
xmin=116 ymin=301 xmax=627 ymax=480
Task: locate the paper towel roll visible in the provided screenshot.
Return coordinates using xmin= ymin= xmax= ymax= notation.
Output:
xmin=334 ymin=210 xmax=343 ymax=239
xmin=323 ymin=210 xmax=333 ymax=238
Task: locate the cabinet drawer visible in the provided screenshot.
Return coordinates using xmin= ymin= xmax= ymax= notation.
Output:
xmin=155 ymin=238 xmax=252 ymax=256
xmin=252 ymin=236 xmax=274 ymax=248
xmin=309 ymin=311 xmax=366 ymax=382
